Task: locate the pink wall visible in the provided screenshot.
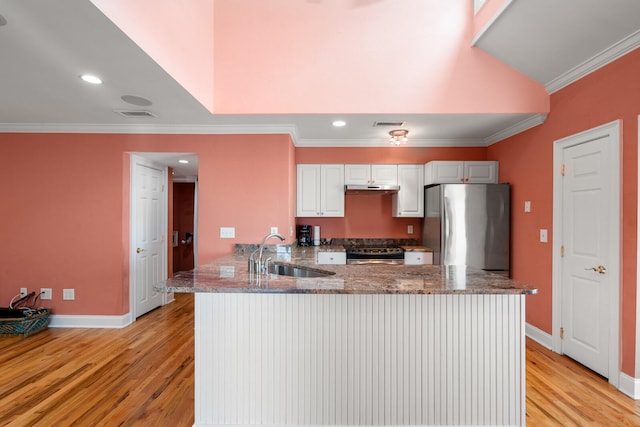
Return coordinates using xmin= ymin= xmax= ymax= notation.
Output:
xmin=211 ymin=0 xmax=547 ymax=115
xmin=0 ymin=133 xmax=295 ymax=316
xmin=295 ymin=146 xmax=490 ymax=240
xmin=488 ymin=49 xmax=640 ymax=375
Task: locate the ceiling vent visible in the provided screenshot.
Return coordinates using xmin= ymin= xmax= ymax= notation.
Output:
xmin=114 ymin=110 xmax=157 ymax=118
xmin=373 ymin=120 xmax=405 ymax=127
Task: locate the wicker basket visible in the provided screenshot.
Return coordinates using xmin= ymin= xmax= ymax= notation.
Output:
xmin=0 ymin=308 xmax=50 ymax=337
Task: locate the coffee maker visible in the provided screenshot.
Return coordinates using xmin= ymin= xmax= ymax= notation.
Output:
xmin=297 ymin=225 xmax=311 ymax=246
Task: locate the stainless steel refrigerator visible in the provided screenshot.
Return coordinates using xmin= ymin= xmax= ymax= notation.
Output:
xmin=423 ymin=183 xmax=510 ymax=273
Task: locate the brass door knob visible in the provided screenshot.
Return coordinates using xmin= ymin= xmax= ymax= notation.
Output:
xmin=136 ymin=248 xmax=144 ymax=253
xmin=585 ymin=265 xmax=606 ymax=274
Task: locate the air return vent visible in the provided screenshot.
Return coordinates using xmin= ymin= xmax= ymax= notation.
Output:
xmin=114 ymin=110 xmax=157 ymax=118
xmin=373 ymin=120 xmax=405 ymax=127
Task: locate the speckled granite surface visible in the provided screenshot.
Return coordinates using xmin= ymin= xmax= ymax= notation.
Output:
xmin=159 ymin=247 xmax=536 ymax=295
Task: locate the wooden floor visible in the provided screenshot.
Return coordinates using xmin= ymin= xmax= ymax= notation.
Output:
xmin=1 ymin=293 xmax=639 ymax=426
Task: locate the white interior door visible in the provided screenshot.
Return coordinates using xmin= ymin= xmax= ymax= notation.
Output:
xmin=132 ymin=157 xmax=166 ymax=317
xmin=555 ymin=121 xmax=620 ymax=382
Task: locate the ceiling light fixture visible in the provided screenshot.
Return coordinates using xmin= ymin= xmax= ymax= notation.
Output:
xmin=389 ymin=129 xmax=409 ymax=146
xmin=80 ymin=74 xmax=103 ymax=84
xmin=332 ymin=120 xmax=347 ymax=127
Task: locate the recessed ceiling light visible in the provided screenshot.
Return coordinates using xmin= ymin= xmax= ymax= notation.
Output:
xmin=178 ymin=159 xmax=189 ymax=164
xmin=80 ymin=74 xmax=103 ymax=84
xmin=332 ymin=120 xmax=347 ymax=127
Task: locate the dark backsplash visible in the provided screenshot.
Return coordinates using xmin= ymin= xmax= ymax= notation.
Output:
xmin=331 ymin=238 xmax=419 ymax=248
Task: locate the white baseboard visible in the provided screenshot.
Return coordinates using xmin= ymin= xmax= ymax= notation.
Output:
xmin=525 ymin=322 xmax=553 ymax=349
xmin=619 ymin=372 xmax=640 ymax=399
xmin=49 ymin=313 xmax=133 ymax=329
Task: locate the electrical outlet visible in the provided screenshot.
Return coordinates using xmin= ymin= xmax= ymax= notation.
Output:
xmin=63 ymin=289 xmax=75 ymax=300
xmin=408 ymin=225 xmax=414 ymax=234
xmin=524 ymin=201 xmax=531 ymax=213
xmin=270 ymin=226 xmax=278 ymax=234
xmin=40 ymin=288 xmax=52 ymax=300
xmin=20 ymin=288 xmax=27 ymax=297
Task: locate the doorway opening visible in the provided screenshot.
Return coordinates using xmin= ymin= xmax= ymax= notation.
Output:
xmin=129 ymin=152 xmax=198 ymax=320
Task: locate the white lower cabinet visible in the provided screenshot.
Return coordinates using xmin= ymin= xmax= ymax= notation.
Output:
xmin=316 ymin=251 xmax=346 ymax=265
xmin=392 ymin=164 xmax=424 ymax=217
xmin=296 ymin=164 xmax=345 ymax=217
xmin=404 ymin=251 xmax=433 ymax=265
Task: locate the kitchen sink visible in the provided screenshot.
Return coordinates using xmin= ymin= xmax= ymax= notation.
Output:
xmin=268 ymin=263 xmax=335 ymax=278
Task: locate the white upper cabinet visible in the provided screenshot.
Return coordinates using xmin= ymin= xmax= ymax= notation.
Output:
xmin=296 ymin=164 xmax=345 ymax=217
xmin=345 ymin=164 xmax=398 ymax=185
xmin=424 ymin=161 xmax=498 ymax=185
xmin=392 ymin=164 xmax=424 ymax=217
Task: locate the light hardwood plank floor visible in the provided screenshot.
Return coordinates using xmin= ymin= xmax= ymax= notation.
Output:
xmin=1 ymin=293 xmax=639 ymax=426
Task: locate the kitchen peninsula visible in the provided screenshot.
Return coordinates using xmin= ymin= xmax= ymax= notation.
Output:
xmin=160 ymin=245 xmax=536 ymax=427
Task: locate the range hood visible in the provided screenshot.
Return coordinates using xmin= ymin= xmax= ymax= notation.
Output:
xmin=344 ymin=184 xmax=400 ymax=195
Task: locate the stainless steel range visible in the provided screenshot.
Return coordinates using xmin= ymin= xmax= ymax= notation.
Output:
xmin=345 ymin=246 xmax=404 ymax=265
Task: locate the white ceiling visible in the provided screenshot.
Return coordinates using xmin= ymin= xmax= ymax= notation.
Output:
xmin=1 ymin=0 xmax=639 ymax=177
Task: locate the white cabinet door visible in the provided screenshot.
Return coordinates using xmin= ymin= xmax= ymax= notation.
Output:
xmin=464 ymin=161 xmax=498 ymax=183
xmin=320 ymin=164 xmax=345 ymax=217
xmin=344 ymin=164 xmax=370 ymax=185
xmin=424 ymin=161 xmax=497 ymax=185
xmin=404 ymin=251 xmax=433 ymax=265
xmin=392 ymin=164 xmax=424 ymax=217
xmin=297 ymin=164 xmax=321 ymax=216
xmin=344 ymin=164 xmax=398 ymax=185
xmin=371 ymin=164 xmax=398 ymax=185
xmin=424 ymin=161 xmax=464 ymax=184
xmin=297 ymin=164 xmax=344 ymax=217
xmin=317 ymin=251 xmax=347 ymax=265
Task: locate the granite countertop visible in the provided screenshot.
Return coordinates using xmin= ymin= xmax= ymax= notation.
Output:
xmin=159 ymin=246 xmax=537 ymax=295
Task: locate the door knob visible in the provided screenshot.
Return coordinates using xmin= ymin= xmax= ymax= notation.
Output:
xmin=585 ymin=265 xmax=606 ymax=274
xmin=136 ymin=248 xmax=145 ymax=253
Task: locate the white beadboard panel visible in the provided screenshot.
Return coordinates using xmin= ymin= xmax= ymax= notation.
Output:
xmin=195 ymin=293 xmax=525 ymax=426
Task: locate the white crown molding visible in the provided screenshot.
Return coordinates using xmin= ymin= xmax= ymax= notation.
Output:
xmin=485 ymin=113 xmax=547 ymax=145
xmin=49 ymin=312 xmax=133 ymax=328
xmin=296 ymin=137 xmax=487 ymax=148
xmin=545 ymin=29 xmax=640 ymax=94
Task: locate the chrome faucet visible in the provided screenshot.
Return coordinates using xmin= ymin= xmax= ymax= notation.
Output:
xmin=250 ymin=233 xmax=285 ymax=276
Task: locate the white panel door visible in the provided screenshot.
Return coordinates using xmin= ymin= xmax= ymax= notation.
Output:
xmin=133 ymin=160 xmax=166 ymax=317
xmin=561 ymin=137 xmax=611 ymax=377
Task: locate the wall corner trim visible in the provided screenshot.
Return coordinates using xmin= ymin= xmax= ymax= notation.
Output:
xmin=48 ymin=313 xmax=133 ymax=329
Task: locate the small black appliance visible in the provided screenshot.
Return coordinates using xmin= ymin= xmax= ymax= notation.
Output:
xmin=297 ymin=225 xmax=312 ymax=246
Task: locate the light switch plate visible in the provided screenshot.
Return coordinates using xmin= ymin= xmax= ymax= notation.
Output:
xmin=270 ymin=226 xmax=278 ymax=234
xmin=407 ymin=225 xmax=414 ymax=234
xmin=540 ymin=229 xmax=548 ymax=243
xmin=220 ymin=227 xmax=235 ymax=238
xmin=524 ymin=201 xmax=531 ymax=213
